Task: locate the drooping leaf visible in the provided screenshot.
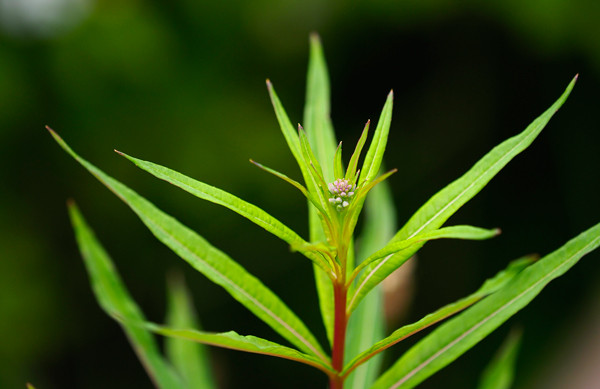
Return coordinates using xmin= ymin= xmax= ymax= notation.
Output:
xmin=348 ymin=225 xmax=500 ymax=313
xmin=165 ymin=274 xmax=215 ymax=388
xmin=51 ymin=129 xmax=328 ymax=363
xmin=371 ymin=221 xmax=600 ymax=389
xmin=344 ymin=256 xmax=533 ymax=376
xmin=344 ymin=179 xmax=397 ymax=389
xmin=302 ymin=33 xmax=339 ymax=346
xmin=145 ymin=323 xmax=335 ymax=375
xmin=477 ymin=328 xmax=523 ymax=389
xmin=349 ymin=76 xmax=577 ymax=314
xmin=358 ymin=91 xmax=393 ymax=186
xmin=67 ymin=202 xmax=183 ymax=389
xmin=116 ymin=151 xmax=331 ymax=274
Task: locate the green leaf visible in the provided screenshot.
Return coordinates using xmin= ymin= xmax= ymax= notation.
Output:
xmin=371 ymin=221 xmax=600 ymax=389
xmin=67 ymin=202 xmax=183 ymax=389
xmin=344 ymin=179 xmax=397 ymax=388
xmin=165 ymin=274 xmax=216 ymax=388
xmin=146 ymin=323 xmax=335 ymax=375
xmin=344 ymin=256 xmax=533 ymax=376
xmin=345 ymin=120 xmax=370 ymax=184
xmin=303 ymin=33 xmax=339 ymax=347
xmin=116 ymin=151 xmax=332 ymax=275
xmin=50 ymin=129 xmax=328 ymax=363
xmin=304 ymin=33 xmax=338 ymax=183
xmin=334 ymin=142 xmax=344 ymax=180
xmin=350 ymin=75 xmax=577 ymax=314
xmin=348 ymin=225 xmax=500 ymax=313
xmin=477 ymin=329 xmax=523 ymax=389
xmin=358 ymin=90 xmax=393 ymax=185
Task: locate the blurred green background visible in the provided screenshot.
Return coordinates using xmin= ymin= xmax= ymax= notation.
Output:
xmin=1 ymin=1 xmax=599 ymax=388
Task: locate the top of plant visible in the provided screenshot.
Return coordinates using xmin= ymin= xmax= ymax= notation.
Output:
xmin=49 ymin=33 xmax=600 ymax=389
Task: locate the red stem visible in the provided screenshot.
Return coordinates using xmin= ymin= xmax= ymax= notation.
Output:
xmin=329 ymin=281 xmax=348 ymax=388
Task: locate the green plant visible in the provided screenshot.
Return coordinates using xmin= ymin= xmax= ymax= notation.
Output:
xmin=50 ymin=35 xmax=599 ymax=388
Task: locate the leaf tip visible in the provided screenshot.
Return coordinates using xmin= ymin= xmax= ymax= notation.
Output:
xmin=388 ymin=89 xmax=394 ymax=98
xmin=66 ymin=198 xmax=76 ymax=208
xmin=114 ymin=149 xmax=125 ymax=156
xmin=309 ymin=31 xmax=321 ymax=44
xmin=494 ymin=228 xmax=502 ymax=236
xmin=265 ymin=78 xmax=272 ymax=89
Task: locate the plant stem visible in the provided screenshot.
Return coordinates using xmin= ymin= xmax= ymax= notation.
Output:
xmin=330 ymin=281 xmax=348 ymax=388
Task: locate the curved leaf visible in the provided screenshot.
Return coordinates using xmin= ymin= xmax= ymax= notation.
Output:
xmin=348 ymin=226 xmax=500 ymax=313
xmin=146 ymin=323 xmax=335 ymax=375
xmin=67 ymin=202 xmax=183 ymax=389
xmin=51 ymin=129 xmax=328 ymax=363
xmin=372 ymin=221 xmax=600 ymax=389
xmin=349 ymin=75 xmax=577 ymax=314
xmin=116 ymin=151 xmax=332 ymax=275
xmin=343 ymin=256 xmax=533 ymax=376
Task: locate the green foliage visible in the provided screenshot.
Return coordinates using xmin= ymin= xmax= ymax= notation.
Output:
xmin=477 ymin=329 xmax=523 ymax=389
xmin=53 ymin=36 xmax=599 ymax=389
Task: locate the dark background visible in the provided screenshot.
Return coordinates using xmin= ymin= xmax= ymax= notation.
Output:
xmin=1 ymin=1 xmax=599 ymax=388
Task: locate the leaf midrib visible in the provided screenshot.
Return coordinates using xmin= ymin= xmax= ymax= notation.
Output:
xmin=386 ymin=236 xmax=600 ymax=389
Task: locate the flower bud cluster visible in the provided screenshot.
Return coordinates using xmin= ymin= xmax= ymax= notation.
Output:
xmin=328 ymin=179 xmax=356 ymax=211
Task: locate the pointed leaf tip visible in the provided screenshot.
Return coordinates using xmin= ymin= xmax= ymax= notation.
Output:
xmin=114 ymin=149 xmax=125 ymax=156
xmin=266 ymin=79 xmax=272 ymax=89
xmin=309 ymin=32 xmax=321 ymax=43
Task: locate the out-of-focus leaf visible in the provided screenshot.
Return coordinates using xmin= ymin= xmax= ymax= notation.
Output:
xmin=344 ymin=179 xmax=396 ymax=388
xmin=477 ymin=329 xmax=523 ymax=389
xmin=350 ymin=76 xmax=577 ymax=314
xmin=67 ymin=202 xmax=182 ymax=389
xmin=146 ymin=323 xmax=334 ymax=375
xmin=51 ymin=129 xmax=328 ymax=363
xmin=372 ymin=221 xmax=600 ymax=389
xmin=348 ymin=226 xmax=500 ymax=313
xmin=165 ymin=275 xmax=215 ymax=388
xmin=304 ymin=33 xmax=337 ymax=183
xmin=343 ymin=256 xmax=533 ymax=376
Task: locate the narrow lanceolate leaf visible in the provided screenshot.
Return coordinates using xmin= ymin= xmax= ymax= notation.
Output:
xmin=358 ymin=91 xmax=393 ymax=185
xmin=334 ymin=142 xmax=344 ymax=180
xmin=116 ymin=152 xmax=330 ymax=274
xmin=67 ymin=202 xmax=183 ymax=389
xmin=372 ymin=222 xmax=600 ymax=389
xmin=304 ymin=33 xmax=337 ymax=183
xmin=303 ymin=33 xmax=339 ymax=347
xmin=146 ymin=323 xmax=335 ymax=375
xmin=351 ymin=76 xmax=577 ymax=314
xmin=50 ymin=129 xmax=328 ymax=363
xmin=344 ymin=180 xmax=397 ymax=389
xmin=477 ymin=329 xmax=523 ymax=389
xmin=348 ymin=226 xmax=500 ymax=313
xmin=346 ymin=120 xmax=370 ymax=184
xmin=165 ymin=275 xmax=215 ymax=388
xmin=343 ymin=256 xmax=533 ymax=376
